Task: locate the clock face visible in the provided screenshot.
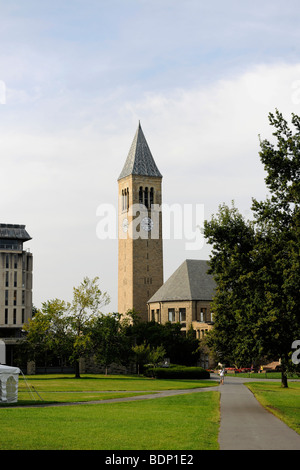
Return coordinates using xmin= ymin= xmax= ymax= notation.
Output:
xmin=122 ymin=218 xmax=129 ymax=232
xmin=141 ymin=217 xmax=153 ymax=232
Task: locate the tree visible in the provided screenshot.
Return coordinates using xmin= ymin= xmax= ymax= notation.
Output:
xmin=251 ymin=110 xmax=300 ymax=386
xmin=204 ymin=203 xmax=260 ymax=368
xmin=126 ymin=320 xmax=199 ymax=366
xmin=132 ymin=342 xmax=151 ymax=375
xmin=90 ymin=312 xmax=129 ymax=374
xmin=148 ymin=345 xmax=166 ymax=370
xmin=204 ymin=110 xmax=300 ymax=387
xmin=22 ymin=278 xmax=110 ymax=377
xmin=132 ymin=342 xmax=166 ymax=376
xmin=66 ymin=276 xmax=110 ymax=377
xmin=23 ymin=299 xmax=71 ymax=370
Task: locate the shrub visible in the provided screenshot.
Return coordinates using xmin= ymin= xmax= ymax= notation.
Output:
xmin=144 ymin=366 xmax=210 ymax=379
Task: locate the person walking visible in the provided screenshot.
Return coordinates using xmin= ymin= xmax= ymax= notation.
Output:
xmin=219 ymin=368 xmax=225 ymax=385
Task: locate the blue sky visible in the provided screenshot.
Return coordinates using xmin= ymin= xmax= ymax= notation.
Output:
xmin=1 ymin=1 xmax=300 ymax=311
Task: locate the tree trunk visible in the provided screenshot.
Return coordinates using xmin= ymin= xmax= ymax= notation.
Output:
xmin=281 ymin=369 xmax=288 ymax=388
xmin=75 ymin=361 xmax=81 ymax=378
xmin=281 ymin=356 xmax=288 ymax=388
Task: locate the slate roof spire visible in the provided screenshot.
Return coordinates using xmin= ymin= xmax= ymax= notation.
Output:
xmin=118 ymin=122 xmax=162 ymax=180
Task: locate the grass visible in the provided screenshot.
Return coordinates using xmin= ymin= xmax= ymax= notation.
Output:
xmin=20 ymin=373 xmax=217 ymax=390
xmin=0 ymin=391 xmax=220 ymax=450
xmin=246 ymin=382 xmax=300 ymax=434
xmin=2 ymin=374 xmax=299 ymax=449
xmin=0 ymin=374 xmax=220 ymax=450
xmin=226 ymin=372 xmax=300 ymax=379
xmin=7 ymin=373 xmax=217 ymax=406
xmin=16 ymin=390 xmax=154 ymax=405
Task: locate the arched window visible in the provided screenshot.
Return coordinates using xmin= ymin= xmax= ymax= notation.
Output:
xmin=144 ymin=187 xmax=148 ymax=209
xmin=126 ymin=188 xmax=129 ymax=210
xmin=121 ymin=188 xmax=129 ymax=212
xmin=150 ymin=187 xmax=154 ymax=207
xmin=139 ymin=187 xmax=143 ymax=205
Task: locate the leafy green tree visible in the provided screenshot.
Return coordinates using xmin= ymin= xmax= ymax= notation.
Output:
xmin=148 ymin=345 xmax=166 ymax=370
xmin=22 ymin=308 xmax=51 ymax=364
xmin=90 ymin=312 xmax=129 ymax=374
xmin=67 ymin=276 xmax=110 ymax=377
xmin=132 ymin=342 xmax=151 ymax=375
xmin=204 ymin=203 xmax=260 ymax=368
xmin=251 ymin=110 xmax=300 ymax=386
xmin=126 ymin=320 xmax=199 ymax=366
xmin=132 ymin=342 xmax=166 ymax=376
xmin=23 ymin=299 xmax=71 ymax=370
xmin=204 ymin=110 xmax=300 ymax=387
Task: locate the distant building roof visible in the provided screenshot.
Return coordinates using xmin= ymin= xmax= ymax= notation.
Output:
xmin=0 ymin=224 xmax=32 ymax=241
xmin=118 ymin=122 xmax=162 ymax=180
xmin=148 ymin=259 xmax=216 ymax=303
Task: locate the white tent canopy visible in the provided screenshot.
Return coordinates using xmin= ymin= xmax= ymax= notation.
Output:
xmin=0 ymin=364 xmax=21 ymax=403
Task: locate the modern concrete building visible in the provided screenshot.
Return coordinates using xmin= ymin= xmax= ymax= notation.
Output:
xmin=0 ymin=224 xmax=33 ymax=365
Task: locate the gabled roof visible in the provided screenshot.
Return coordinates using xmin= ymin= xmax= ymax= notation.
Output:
xmin=118 ymin=122 xmax=162 ymax=180
xmin=148 ymin=259 xmax=216 ymax=303
xmin=0 ymin=224 xmax=31 ymax=241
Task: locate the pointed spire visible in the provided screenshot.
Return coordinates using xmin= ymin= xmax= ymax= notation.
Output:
xmin=118 ymin=123 xmax=162 ymax=180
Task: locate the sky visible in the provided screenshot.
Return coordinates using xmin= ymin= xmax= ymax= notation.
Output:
xmin=1 ymin=0 xmax=300 ymax=312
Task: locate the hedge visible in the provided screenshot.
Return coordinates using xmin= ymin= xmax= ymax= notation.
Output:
xmin=144 ymin=366 xmax=210 ymax=379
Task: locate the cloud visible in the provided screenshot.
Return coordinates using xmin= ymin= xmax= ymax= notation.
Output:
xmin=122 ymin=61 xmax=300 ymax=192
xmin=1 ymin=0 xmax=300 ymax=314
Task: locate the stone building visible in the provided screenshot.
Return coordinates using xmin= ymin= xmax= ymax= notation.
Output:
xmin=117 ymin=125 xmax=216 ymax=351
xmin=0 ymin=224 xmax=33 ymax=365
xmin=118 ymin=123 xmax=164 ymax=321
xmin=147 ymin=259 xmax=216 ymax=338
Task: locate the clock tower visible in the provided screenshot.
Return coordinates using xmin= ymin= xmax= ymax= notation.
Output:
xmin=118 ymin=123 xmax=163 ymax=321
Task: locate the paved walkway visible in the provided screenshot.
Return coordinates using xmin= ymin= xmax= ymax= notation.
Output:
xmin=215 ymin=374 xmax=300 ymax=450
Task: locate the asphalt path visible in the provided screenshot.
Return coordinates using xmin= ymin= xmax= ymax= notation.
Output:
xmin=214 ymin=374 xmax=300 ymax=450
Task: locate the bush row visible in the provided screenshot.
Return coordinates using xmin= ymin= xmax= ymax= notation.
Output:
xmin=144 ymin=365 xmax=210 ymax=379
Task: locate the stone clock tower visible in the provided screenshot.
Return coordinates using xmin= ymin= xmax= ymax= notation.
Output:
xmin=118 ymin=123 xmax=163 ymax=321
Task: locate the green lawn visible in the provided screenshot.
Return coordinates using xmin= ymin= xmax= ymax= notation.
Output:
xmin=12 ymin=373 xmax=217 ymax=405
xmin=0 ymin=392 xmax=220 ymax=450
xmin=2 ymin=374 xmax=299 ymax=449
xmin=246 ymin=382 xmax=300 ymax=434
xmin=17 ymin=390 xmax=154 ymax=404
xmin=227 ymin=372 xmax=300 ymax=380
xmin=0 ymin=374 xmax=220 ymax=450
xmin=19 ymin=373 xmax=217 ymax=391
